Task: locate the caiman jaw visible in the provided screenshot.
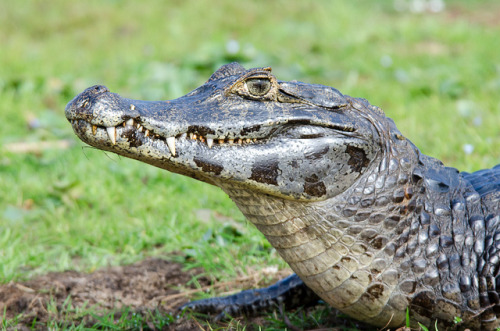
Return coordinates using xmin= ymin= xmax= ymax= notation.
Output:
xmin=68 ymin=115 xmax=262 ymax=157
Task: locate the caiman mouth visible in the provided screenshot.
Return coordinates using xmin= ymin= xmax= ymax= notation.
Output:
xmin=69 ymin=115 xmax=357 ymax=158
xmin=68 ymin=116 xmax=266 ymax=157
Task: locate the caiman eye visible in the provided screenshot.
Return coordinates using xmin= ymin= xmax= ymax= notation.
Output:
xmin=246 ymin=78 xmax=271 ymax=96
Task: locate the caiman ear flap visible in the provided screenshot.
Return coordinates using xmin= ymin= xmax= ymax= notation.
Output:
xmin=279 ymin=81 xmax=348 ymax=109
xmin=208 ymin=62 xmax=246 ymax=82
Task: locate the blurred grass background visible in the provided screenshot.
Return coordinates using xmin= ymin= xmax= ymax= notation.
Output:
xmin=0 ymin=0 xmax=499 ymax=327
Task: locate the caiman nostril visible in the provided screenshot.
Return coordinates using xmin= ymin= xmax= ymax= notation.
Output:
xmin=86 ymin=85 xmax=110 ymax=95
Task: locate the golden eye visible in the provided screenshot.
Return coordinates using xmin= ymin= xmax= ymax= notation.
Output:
xmin=246 ymin=78 xmax=271 ymax=96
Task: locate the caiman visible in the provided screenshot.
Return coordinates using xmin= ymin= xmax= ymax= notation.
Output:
xmin=65 ymin=63 xmax=500 ymax=330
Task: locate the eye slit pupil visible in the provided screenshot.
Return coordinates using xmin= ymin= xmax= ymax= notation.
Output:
xmin=246 ymin=78 xmax=271 ymax=96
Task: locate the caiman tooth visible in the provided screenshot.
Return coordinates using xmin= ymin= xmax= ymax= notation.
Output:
xmin=126 ymin=119 xmax=134 ymax=127
xmin=92 ymin=125 xmax=97 ymax=135
xmin=237 ymin=139 xmax=242 ymax=145
xmin=206 ymin=138 xmax=214 ymax=148
xmin=137 ymin=125 xmax=143 ymax=132
xmin=218 ymin=139 xmax=224 ymax=145
xmin=106 ymin=126 xmax=117 ymax=145
xmin=192 ymin=134 xmax=197 ymax=140
xmin=166 ymin=137 xmax=176 ymax=156
xmin=246 ymin=138 xmax=251 ymax=144
xmin=130 ymin=104 xmax=135 ymax=110
xmin=189 ymin=133 xmax=194 ymax=140
xmin=228 ymin=139 xmax=234 ymax=145
xmin=145 ymin=129 xmax=150 ymax=137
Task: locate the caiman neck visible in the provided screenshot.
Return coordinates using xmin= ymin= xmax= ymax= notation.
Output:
xmin=218 ymin=135 xmax=489 ymax=327
xmin=220 ymin=132 xmax=423 ymax=251
xmin=216 ymin=137 xmax=426 ymax=325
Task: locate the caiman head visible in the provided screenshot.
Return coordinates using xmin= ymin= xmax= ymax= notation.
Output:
xmin=66 ymin=63 xmax=395 ymax=201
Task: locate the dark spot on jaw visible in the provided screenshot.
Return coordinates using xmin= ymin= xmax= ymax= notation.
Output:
xmin=240 ymin=125 xmax=261 ymax=136
xmin=194 ymin=157 xmax=224 ymax=175
xmin=187 ymin=125 xmax=215 ymax=136
xmin=306 ymin=174 xmax=319 ymax=182
xmin=123 ymin=129 xmax=143 ymax=148
xmin=250 ymin=160 xmax=279 ymax=186
xmin=346 ymin=145 xmax=370 ymax=173
xmin=303 ymin=174 xmax=327 ymax=197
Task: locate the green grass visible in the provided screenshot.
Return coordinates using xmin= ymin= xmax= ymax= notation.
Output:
xmin=1 ymin=0 xmax=499 ymax=329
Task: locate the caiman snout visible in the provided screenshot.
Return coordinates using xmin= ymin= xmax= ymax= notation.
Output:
xmin=65 ymin=85 xmax=110 ymax=121
xmin=65 ymin=84 xmax=141 ymax=129
xmin=78 ymin=84 xmax=110 ymax=97
xmin=65 ymin=84 xmax=110 ymax=110
xmin=88 ymin=85 xmax=110 ymax=95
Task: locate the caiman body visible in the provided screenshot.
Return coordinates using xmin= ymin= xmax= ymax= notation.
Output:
xmin=65 ymin=63 xmax=500 ymax=330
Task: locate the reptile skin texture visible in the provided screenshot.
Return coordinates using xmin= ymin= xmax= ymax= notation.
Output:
xmin=66 ymin=63 xmax=500 ymax=330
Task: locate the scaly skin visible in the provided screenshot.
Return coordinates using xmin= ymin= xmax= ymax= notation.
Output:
xmin=65 ymin=63 xmax=500 ymax=330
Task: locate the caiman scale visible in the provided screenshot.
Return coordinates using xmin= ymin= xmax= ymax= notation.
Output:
xmin=65 ymin=63 xmax=500 ymax=330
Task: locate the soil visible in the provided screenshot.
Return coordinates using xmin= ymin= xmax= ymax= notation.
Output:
xmin=0 ymin=258 xmax=211 ymax=330
xmin=0 ymin=258 xmax=363 ymax=330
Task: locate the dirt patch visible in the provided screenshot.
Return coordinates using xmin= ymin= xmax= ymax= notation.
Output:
xmin=0 ymin=258 xmax=367 ymax=330
xmin=0 ymin=258 xmax=209 ymax=330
